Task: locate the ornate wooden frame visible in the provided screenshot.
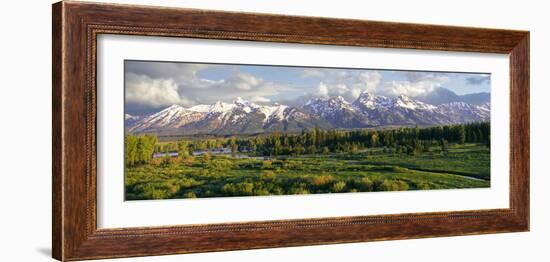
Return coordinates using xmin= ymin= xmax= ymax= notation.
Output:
xmin=52 ymin=1 xmax=530 ymax=261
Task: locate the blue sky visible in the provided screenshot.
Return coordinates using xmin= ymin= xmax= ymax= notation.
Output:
xmin=198 ymin=64 xmax=490 ymax=95
xmin=125 ymin=60 xmax=490 ymax=114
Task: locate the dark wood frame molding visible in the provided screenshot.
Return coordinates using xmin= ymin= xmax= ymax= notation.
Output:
xmin=52 ymin=1 xmax=530 ymax=261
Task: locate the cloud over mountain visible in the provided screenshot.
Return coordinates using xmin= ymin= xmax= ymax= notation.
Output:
xmin=124 ymin=61 xmax=491 ymax=116
xmin=125 ymin=61 xmax=289 ymax=112
xmin=125 ymin=73 xmax=194 ymax=107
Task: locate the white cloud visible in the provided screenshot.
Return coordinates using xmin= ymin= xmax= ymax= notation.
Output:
xmin=125 ymin=60 xmax=458 ymax=114
xmin=125 ymin=73 xmax=193 ymax=107
xmin=227 ymin=73 xmax=263 ymax=90
xmin=313 ymin=71 xmax=382 ymax=100
xmin=198 ymin=78 xmax=225 ymax=85
xmin=250 ymin=96 xmax=271 ymax=103
xmin=126 ymin=62 xmax=209 ymax=82
xmin=126 ymin=61 xmax=287 ymax=110
xmin=310 ymin=70 xmax=452 ymax=100
xmin=318 ymin=82 xmax=329 ymax=97
xmin=378 ymin=73 xmax=450 ymax=97
xmin=358 ymin=72 xmax=382 ymax=93
xmin=300 ymin=68 xmax=325 ymax=78
xmin=350 ymin=88 xmax=362 ymax=99
xmin=334 ymin=84 xmax=349 ymax=95
xmin=403 ymin=72 xmax=448 ymax=83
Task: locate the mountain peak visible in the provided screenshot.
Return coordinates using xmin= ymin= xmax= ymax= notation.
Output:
xmin=353 ymin=92 xmax=392 ymax=110
xmin=305 ymin=96 xmax=324 ymax=106
xmin=166 ymin=104 xmax=184 ymax=110
xmin=209 ymin=101 xmax=235 ymax=113
xmin=334 ymin=95 xmax=347 ymax=102
xmin=233 ymin=97 xmax=256 ymax=113
xmin=328 ymin=96 xmax=352 ymax=108
xmin=396 ymin=94 xmax=411 ymax=101
xmin=158 ymin=104 xmax=186 ymax=114
xmin=394 ymin=94 xmax=435 ymax=110
xmin=354 ymin=91 xmax=374 ymax=104
xmin=303 ymin=95 xmax=355 ymax=119
xmin=357 ymin=91 xmax=373 ymax=98
xmin=127 ymin=94 xmax=489 ymax=135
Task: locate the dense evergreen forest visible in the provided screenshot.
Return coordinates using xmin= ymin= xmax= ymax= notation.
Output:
xmin=125 ymin=122 xmax=490 ymax=167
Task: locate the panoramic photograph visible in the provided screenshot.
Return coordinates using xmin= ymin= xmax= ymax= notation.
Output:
xmin=124 ymin=60 xmax=491 ymax=200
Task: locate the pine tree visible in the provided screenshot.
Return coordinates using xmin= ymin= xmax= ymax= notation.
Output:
xmin=370 ymin=132 xmax=379 ymax=147
xmin=458 ymin=125 xmax=466 ymax=144
xmin=440 ymin=139 xmax=449 ymax=153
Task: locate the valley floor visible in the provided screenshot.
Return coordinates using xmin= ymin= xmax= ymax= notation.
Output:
xmin=125 ymin=143 xmax=490 ymax=200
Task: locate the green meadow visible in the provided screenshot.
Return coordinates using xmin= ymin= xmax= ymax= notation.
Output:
xmin=125 ymin=142 xmax=489 ymax=200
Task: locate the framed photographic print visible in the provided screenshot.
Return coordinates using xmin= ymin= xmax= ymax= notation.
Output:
xmin=52 ymin=1 xmax=529 ymax=261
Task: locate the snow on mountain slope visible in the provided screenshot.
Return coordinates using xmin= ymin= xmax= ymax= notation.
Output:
xmin=128 ymin=98 xmax=322 ymax=134
xmin=435 ymin=102 xmax=490 ymax=122
xmin=124 ymin=113 xmax=141 ymax=126
xmin=127 ymin=93 xmax=491 ymax=135
xmin=259 ymin=104 xmax=289 ymax=123
xmin=303 ymin=96 xmax=372 ymax=128
xmin=394 ymin=94 xmax=436 ymax=110
xmin=128 ymin=105 xmax=206 ymax=133
xmin=352 ymin=92 xmax=393 ymax=110
xmin=304 ymin=96 xmax=356 ymax=118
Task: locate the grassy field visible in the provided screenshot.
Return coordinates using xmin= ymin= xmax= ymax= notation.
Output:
xmin=125 ymin=143 xmax=490 ymax=200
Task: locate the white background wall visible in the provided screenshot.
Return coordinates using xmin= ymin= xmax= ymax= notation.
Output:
xmin=0 ymin=0 xmax=546 ymax=261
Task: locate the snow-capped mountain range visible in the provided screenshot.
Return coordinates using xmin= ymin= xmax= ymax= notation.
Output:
xmin=126 ymin=92 xmax=490 ymax=135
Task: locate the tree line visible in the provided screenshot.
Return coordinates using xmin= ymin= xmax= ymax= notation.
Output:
xmin=125 ymin=122 xmax=489 ymax=166
xmin=235 ymin=122 xmax=489 ymax=157
xmin=125 ymin=134 xmax=157 ymax=166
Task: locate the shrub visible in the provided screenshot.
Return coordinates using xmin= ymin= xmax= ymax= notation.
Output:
xmin=283 ymin=160 xmax=303 ymax=169
xmin=261 ymin=160 xmax=273 ymax=169
xmin=203 ymin=152 xmax=212 ymax=162
xmin=331 ymin=181 xmax=347 ymax=192
xmin=146 ymin=188 xmax=171 ymax=199
xmin=177 ymin=178 xmax=201 ymax=188
xmin=207 ymin=159 xmax=234 ymax=171
xmin=289 ymin=187 xmax=310 ymax=195
xmin=415 ymin=182 xmax=432 ymax=190
xmin=236 ymin=182 xmax=255 ymax=195
xmin=198 ymin=169 xmax=210 ymax=176
xmin=150 ymin=158 xmax=163 ymax=166
xmin=161 ymin=155 xmax=172 ymax=167
xmin=377 ymin=179 xmax=409 ymax=191
xmin=395 ymin=180 xmax=409 ymax=191
xmin=390 ymin=166 xmax=409 ymax=173
xmin=181 ymin=156 xmax=196 ymax=166
xmin=253 ymin=188 xmax=271 ymax=196
xmin=222 ymin=183 xmax=237 ymax=195
xmin=356 ymin=177 xmax=373 ymax=191
xmin=311 ymin=175 xmax=334 ymax=186
xmin=167 ymin=183 xmax=180 ymax=194
xmin=184 ymin=192 xmax=197 ymax=198
xmin=276 ymin=187 xmax=286 ymax=195
xmin=271 ymin=160 xmax=284 ymax=167
xmin=220 ymin=182 xmax=256 ymax=195
xmin=260 ymin=170 xmax=277 ymax=181
xmin=406 ymin=146 xmax=414 ymax=155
